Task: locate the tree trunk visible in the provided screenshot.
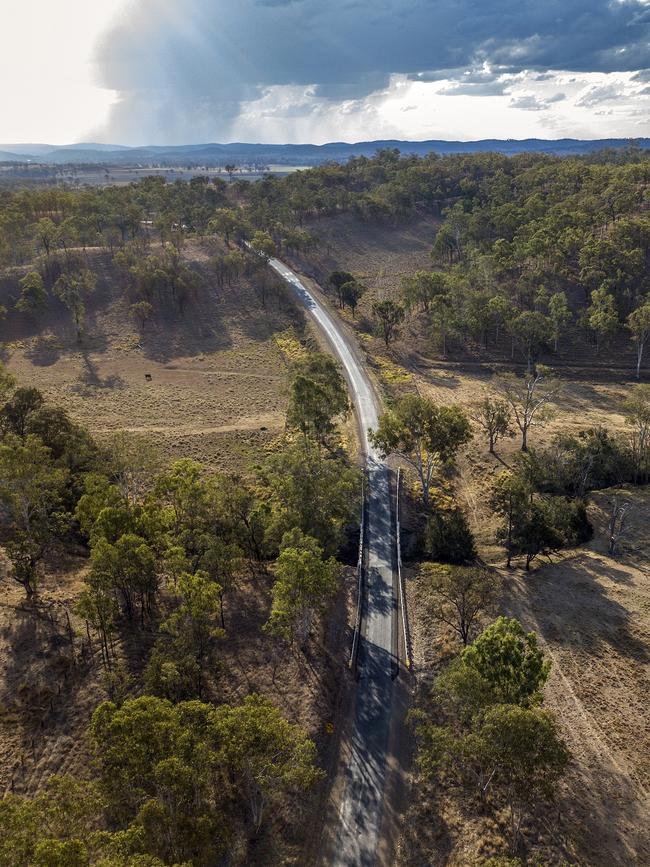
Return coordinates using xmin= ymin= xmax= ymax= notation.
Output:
xmin=219 ymin=591 xmax=225 ymax=630
xmin=506 ymin=514 xmax=513 ymax=567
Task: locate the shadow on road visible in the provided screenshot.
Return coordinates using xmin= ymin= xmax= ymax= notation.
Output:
xmin=334 ymin=642 xmax=397 ymax=866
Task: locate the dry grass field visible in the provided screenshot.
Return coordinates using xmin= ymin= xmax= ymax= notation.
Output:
xmin=292 ymin=211 xmax=437 ymax=328
xmin=403 ymin=485 xmax=650 ymax=865
xmin=504 ymin=488 xmax=650 ymax=865
xmin=399 ymin=366 xmax=650 ymax=864
xmin=1 ymin=240 xmax=309 ymax=473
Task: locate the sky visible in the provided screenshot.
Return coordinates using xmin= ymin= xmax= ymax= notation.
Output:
xmin=2 ymin=0 xmax=650 ymax=145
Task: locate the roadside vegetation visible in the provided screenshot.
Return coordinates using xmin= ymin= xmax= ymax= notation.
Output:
xmin=0 ymin=346 xmax=357 ymax=863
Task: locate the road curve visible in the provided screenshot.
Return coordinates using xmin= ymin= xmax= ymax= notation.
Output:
xmin=269 ymin=257 xmax=397 ymax=866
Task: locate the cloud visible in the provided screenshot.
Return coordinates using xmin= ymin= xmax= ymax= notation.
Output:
xmin=575 ymin=82 xmax=625 ymax=106
xmin=435 ymin=67 xmax=514 ymax=96
xmin=94 ymin=0 xmax=650 ymax=142
xmin=509 ymin=91 xmax=567 ymax=110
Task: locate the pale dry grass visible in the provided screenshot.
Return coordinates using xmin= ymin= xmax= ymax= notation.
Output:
xmin=2 ymin=244 xmax=301 ymax=473
xmin=503 ymin=487 xmax=650 ymax=865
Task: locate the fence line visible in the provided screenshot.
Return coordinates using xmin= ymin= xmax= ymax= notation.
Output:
xmin=396 ymin=467 xmax=413 ymax=671
xmin=348 ymin=474 xmax=365 ymax=672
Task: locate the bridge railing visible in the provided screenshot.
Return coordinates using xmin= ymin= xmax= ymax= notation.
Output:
xmin=396 ymin=467 xmax=413 ymax=671
xmin=348 ymin=474 xmax=365 ymax=673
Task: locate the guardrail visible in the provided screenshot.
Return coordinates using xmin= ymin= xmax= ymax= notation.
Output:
xmin=348 ymin=474 xmax=365 ymax=672
xmin=396 ymin=467 xmax=413 ymax=671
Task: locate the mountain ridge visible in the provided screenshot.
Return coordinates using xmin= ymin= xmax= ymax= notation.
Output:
xmin=1 ymin=137 xmax=648 ymax=166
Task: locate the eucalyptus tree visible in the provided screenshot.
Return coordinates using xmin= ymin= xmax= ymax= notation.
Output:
xmin=496 ymin=368 xmax=560 ymax=452
xmin=370 ymin=394 xmax=471 ymax=505
xmin=627 ymin=300 xmax=650 ymax=379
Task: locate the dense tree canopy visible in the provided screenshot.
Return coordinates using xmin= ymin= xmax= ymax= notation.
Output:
xmin=286 ymin=353 xmax=349 ymax=444
xmin=2 ymin=147 xmax=650 ymax=376
xmin=414 ymin=617 xmax=569 ymax=853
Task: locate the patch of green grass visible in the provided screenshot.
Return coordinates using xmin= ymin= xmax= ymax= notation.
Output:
xmin=274 ymin=329 xmax=308 ymax=363
xmin=374 ymin=354 xmax=412 ymax=385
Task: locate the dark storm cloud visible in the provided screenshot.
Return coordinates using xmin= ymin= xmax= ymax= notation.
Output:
xmin=95 ymin=0 xmax=650 ymax=141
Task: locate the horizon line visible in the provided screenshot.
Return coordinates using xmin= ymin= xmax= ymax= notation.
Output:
xmin=2 ymin=135 xmax=649 ymax=151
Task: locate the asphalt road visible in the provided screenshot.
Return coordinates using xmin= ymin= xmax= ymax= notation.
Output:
xmin=269 ymin=257 xmax=396 ymax=866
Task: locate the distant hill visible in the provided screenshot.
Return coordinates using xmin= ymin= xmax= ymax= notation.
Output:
xmin=1 ymin=138 xmax=649 ymax=167
xmin=0 ymin=142 xmax=130 ymax=157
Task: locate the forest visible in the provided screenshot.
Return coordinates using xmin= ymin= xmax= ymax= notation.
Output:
xmin=2 ymin=146 xmax=650 ymax=376
xmin=0 ymin=146 xmax=649 ymax=864
xmin=0 ymin=349 xmax=360 ymax=864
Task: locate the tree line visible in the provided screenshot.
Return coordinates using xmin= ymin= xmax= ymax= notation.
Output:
xmin=391 ymin=154 xmax=650 ymax=376
xmin=6 ymin=149 xmax=650 ymax=377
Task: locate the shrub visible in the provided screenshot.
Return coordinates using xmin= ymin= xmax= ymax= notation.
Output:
xmin=424 ymin=498 xmax=476 ymax=564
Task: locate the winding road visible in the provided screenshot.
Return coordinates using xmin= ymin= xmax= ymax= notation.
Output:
xmin=269 ymin=257 xmax=398 ymax=866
